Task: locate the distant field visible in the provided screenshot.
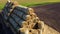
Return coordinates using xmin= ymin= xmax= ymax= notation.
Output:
xmin=0 ymin=0 xmax=60 ymax=10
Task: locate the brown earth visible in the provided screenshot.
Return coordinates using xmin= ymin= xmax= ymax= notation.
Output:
xmin=32 ymin=3 xmax=60 ymax=33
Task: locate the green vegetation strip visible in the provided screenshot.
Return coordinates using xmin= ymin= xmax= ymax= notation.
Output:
xmin=21 ymin=2 xmax=60 ymax=7
xmin=0 ymin=2 xmax=60 ymax=10
xmin=0 ymin=3 xmax=5 ymax=10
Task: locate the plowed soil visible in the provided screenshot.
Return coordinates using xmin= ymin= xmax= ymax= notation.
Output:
xmin=32 ymin=3 xmax=60 ymax=34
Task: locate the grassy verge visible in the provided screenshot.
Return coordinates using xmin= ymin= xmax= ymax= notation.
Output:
xmin=0 ymin=3 xmax=5 ymax=10
xmin=21 ymin=2 xmax=60 ymax=7
xmin=0 ymin=1 xmax=60 ymax=10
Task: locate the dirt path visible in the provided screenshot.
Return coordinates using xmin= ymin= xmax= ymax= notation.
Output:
xmin=32 ymin=3 xmax=60 ymax=34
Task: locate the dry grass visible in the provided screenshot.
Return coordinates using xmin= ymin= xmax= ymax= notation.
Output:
xmin=43 ymin=24 xmax=60 ymax=34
